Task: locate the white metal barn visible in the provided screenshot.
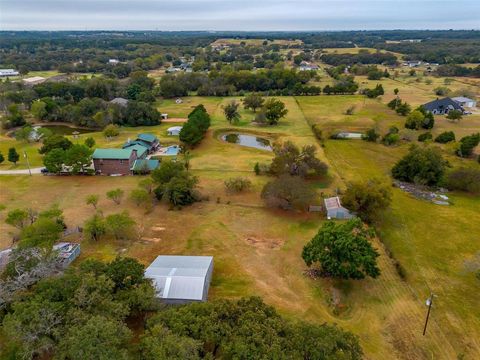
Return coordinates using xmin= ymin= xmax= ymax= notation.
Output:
xmin=145 ymin=255 xmax=213 ymax=304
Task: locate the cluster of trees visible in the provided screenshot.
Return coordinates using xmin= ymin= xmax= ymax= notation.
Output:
xmin=350 ymin=65 xmax=390 ymax=80
xmin=159 ymin=68 xmax=318 ymax=97
xmin=179 ymin=104 xmax=211 ymax=147
xmin=321 ymin=51 xmax=398 ymax=66
xmin=404 ymin=107 xmax=434 ymax=130
xmin=1 ymin=72 xmax=160 ymax=128
xmin=260 ymin=141 xmax=328 ymax=211
xmin=144 ymin=296 xmax=362 ymax=359
xmin=323 ymin=76 xmax=359 ymax=95
xmin=444 ymin=167 xmax=480 ymax=194
xmin=152 ymin=160 xmax=200 ymax=208
xmin=363 ymin=84 xmax=384 ymax=98
xmin=40 ymin=135 xmax=93 ymax=174
xmin=387 ymin=97 xmax=411 ymax=116
xmin=435 ymin=64 xmax=480 ymax=78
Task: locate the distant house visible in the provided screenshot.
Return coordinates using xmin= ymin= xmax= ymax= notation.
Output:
xmin=123 ymin=133 xmax=159 ymax=154
xmin=108 ymin=59 xmax=120 ymax=65
xmin=324 ymin=197 xmax=354 ymax=220
xmin=109 ymin=97 xmax=129 ymax=107
xmin=22 ymin=76 xmax=46 ymax=86
xmin=452 ymin=97 xmax=477 ymax=109
xmin=92 ymin=148 xmax=142 ymax=175
xmin=145 ymin=255 xmax=214 ymax=304
xmin=0 ymin=69 xmax=19 ymax=77
xmin=422 ymin=97 xmax=464 ymax=115
xmin=167 ymin=126 xmax=183 ymax=136
xmin=403 ymin=61 xmax=422 ymax=67
xmin=299 ymin=61 xmax=319 ymax=71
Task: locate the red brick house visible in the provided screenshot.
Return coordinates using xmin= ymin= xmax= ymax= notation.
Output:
xmin=92 ymin=148 xmax=142 ymax=175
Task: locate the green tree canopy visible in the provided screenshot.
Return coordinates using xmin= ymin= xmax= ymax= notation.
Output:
xmin=302 ymin=219 xmax=380 ymax=280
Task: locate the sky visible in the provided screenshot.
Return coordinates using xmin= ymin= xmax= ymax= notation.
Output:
xmin=1 ymin=0 xmax=479 ymax=31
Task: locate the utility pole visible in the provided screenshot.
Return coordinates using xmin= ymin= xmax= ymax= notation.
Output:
xmin=423 ymin=293 xmax=435 ymax=335
xmin=23 ymin=151 xmax=32 ymax=176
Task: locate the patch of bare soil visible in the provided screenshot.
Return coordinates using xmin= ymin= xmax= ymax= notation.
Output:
xmin=151 ymin=226 xmax=166 ymax=231
xmin=244 ymin=236 xmax=283 ymax=250
xmin=141 ymin=237 xmax=161 ymax=243
xmin=162 ymin=118 xmax=187 ymax=123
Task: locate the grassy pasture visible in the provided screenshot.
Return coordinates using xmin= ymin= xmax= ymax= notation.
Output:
xmin=1 ymin=91 xmax=479 ymax=358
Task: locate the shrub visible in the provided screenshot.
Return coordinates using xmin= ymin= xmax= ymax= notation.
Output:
xmin=224 ymin=177 xmax=252 ymax=193
xmin=344 ymin=105 xmax=356 ymax=115
xmin=103 ymin=124 xmax=120 ymax=138
xmin=363 ymin=128 xmax=379 ymax=142
xmin=391 ymin=146 xmax=448 ymax=186
xmin=435 ymin=131 xmax=455 ymax=143
xmin=457 ymin=133 xmax=480 ymax=157
xmin=418 ymin=132 xmax=432 ymax=142
xmin=445 ymin=168 xmax=480 ymax=194
xmin=382 ymin=133 xmax=400 ymax=146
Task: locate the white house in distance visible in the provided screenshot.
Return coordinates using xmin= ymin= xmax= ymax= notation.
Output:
xmin=145 ymin=255 xmax=214 ymax=304
xmin=452 ymin=97 xmax=477 ymax=109
xmin=108 ymin=59 xmax=120 ymax=65
xmin=167 ymin=126 xmax=183 ymax=136
xmin=324 ymin=196 xmax=354 ymax=220
xmin=0 ymin=69 xmax=19 ymax=77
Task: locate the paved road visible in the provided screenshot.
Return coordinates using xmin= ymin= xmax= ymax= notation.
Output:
xmin=0 ymin=167 xmax=43 ymax=175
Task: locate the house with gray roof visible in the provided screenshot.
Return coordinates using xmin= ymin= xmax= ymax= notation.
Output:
xmin=145 ymin=255 xmax=214 ymax=304
xmin=422 ymin=97 xmax=464 ymax=115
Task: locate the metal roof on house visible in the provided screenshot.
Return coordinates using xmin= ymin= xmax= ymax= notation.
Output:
xmin=92 ymin=148 xmax=133 ymax=160
xmin=423 ymin=97 xmax=463 ymax=112
xmin=137 ymin=133 xmax=158 ymax=143
xmin=128 ymin=144 xmax=148 ymax=158
xmin=452 ymin=97 xmax=474 ymax=103
xmin=123 ymin=139 xmax=151 ymax=149
xmin=145 ymin=255 xmax=213 ymax=301
xmin=130 ymin=159 xmax=159 ymax=172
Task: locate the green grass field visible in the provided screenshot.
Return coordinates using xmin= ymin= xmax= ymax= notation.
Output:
xmin=1 ymin=87 xmax=479 ymax=358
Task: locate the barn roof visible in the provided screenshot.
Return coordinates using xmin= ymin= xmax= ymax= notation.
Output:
xmin=145 ymin=255 xmax=213 ymax=301
xmin=92 ymin=148 xmax=133 ymax=160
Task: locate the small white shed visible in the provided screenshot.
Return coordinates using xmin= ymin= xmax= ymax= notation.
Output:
xmin=452 ymin=97 xmax=477 ymax=109
xmin=167 ymin=126 xmax=183 ymax=136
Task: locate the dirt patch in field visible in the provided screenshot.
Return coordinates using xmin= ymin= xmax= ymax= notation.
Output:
xmin=141 ymin=237 xmax=161 ymax=243
xmin=162 ymin=118 xmax=187 ymax=123
xmin=151 ymin=226 xmax=166 ymax=231
xmin=244 ymin=236 xmax=283 ymax=249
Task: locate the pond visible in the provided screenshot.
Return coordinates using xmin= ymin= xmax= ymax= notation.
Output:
xmin=220 ymin=133 xmax=272 ymax=151
xmin=39 ymin=125 xmax=95 ymax=135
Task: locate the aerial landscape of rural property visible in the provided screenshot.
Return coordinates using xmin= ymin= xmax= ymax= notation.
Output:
xmin=0 ymin=1 xmax=479 ymax=359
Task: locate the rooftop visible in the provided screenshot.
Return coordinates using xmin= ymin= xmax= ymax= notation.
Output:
xmin=130 ymin=159 xmax=159 ymax=172
xmin=137 ymin=133 xmax=158 ymax=143
xmin=110 ymin=97 xmax=129 ymax=106
xmin=324 ymin=196 xmax=342 ymax=210
xmin=93 ymin=148 xmax=133 ymax=160
xmin=452 ymin=96 xmax=475 ymax=103
xmin=145 ymin=255 xmax=213 ymax=301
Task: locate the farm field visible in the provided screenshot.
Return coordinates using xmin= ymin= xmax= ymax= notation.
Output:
xmin=1 ymin=86 xmax=480 ymax=359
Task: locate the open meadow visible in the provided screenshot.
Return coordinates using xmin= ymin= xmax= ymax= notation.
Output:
xmin=1 ymin=82 xmax=480 ymax=359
